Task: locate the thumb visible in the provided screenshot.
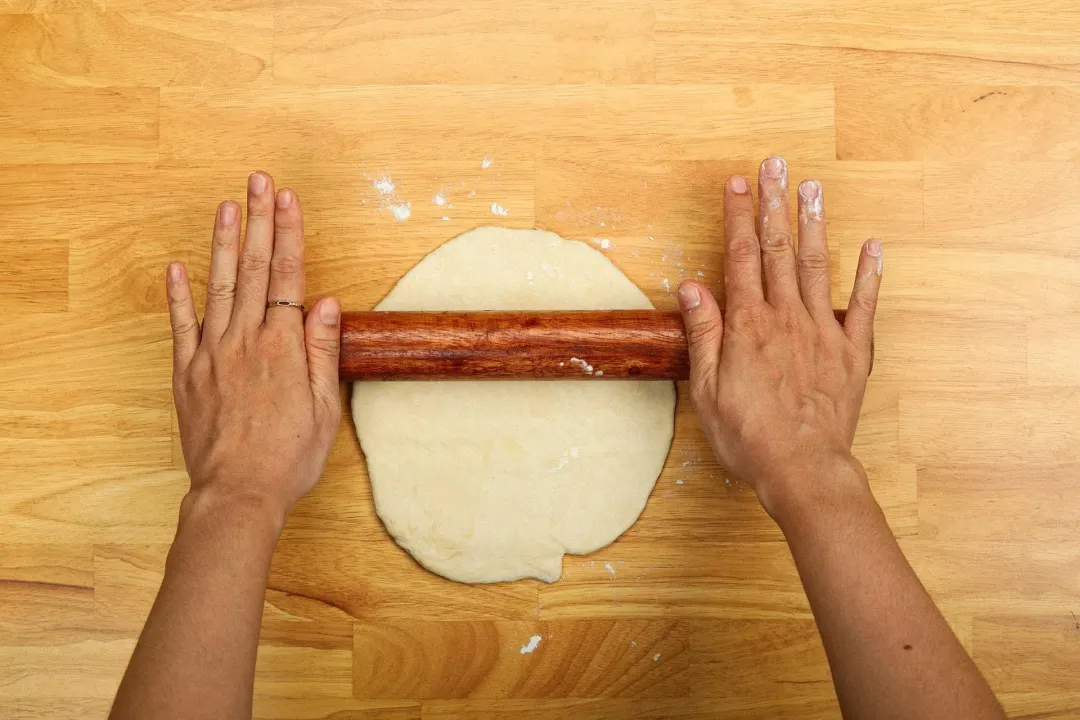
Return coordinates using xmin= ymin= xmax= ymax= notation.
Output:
xmin=677 ymin=281 xmax=723 ymax=403
xmin=305 ymin=297 xmax=342 ymax=431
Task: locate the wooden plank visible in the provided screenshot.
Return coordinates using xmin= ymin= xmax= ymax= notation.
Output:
xmin=869 ymin=309 xmax=1027 ymax=385
xmin=353 ymin=618 xmax=833 ymax=703
xmin=837 ymin=86 xmax=1080 ymax=161
xmin=899 ymin=386 xmax=1080 ymax=465
xmin=921 ymin=162 xmax=1080 ymax=252
xmin=0 ymin=545 xmax=93 ymax=632
xmin=354 ymin=619 xmax=689 ymax=699
xmin=903 ymin=541 xmax=1080 ymax=615
xmin=422 ymin=696 xmax=841 ymax=720
xmin=273 ymin=1 xmax=655 ymax=85
xmin=0 ymin=84 xmax=157 ymax=164
xmin=538 ymin=541 xmax=809 ymax=620
xmin=0 ymin=699 xmax=113 ymax=720
xmin=973 ymin=615 xmax=1080 ymax=699
xmin=0 ymin=637 xmax=134 ymax=698
xmin=1027 ymin=314 xmax=1080 ymax=386
xmin=919 ymin=465 xmax=1080 ymax=542
xmin=0 ymin=12 xmax=270 ymax=87
xmin=159 ymin=85 xmax=835 ymax=165
xmin=253 ymin=699 xmax=421 ymax=720
xmin=654 ymin=0 xmax=1080 ymax=85
xmin=268 ymin=539 xmax=540 ymax=622
xmin=0 ymin=240 xmax=67 ymax=314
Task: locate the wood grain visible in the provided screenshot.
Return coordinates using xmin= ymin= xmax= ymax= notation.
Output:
xmin=2 ymin=0 xmax=1078 ymax=717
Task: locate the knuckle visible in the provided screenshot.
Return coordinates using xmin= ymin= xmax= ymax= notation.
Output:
xmin=246 ymin=198 xmax=274 ymax=219
xmin=725 ymin=236 xmax=760 ymax=264
xmin=849 ymin=293 xmax=877 ymax=316
xmin=798 ymin=249 xmax=830 ymax=274
xmin=213 ymin=232 xmax=238 ymax=251
xmin=761 ymin=229 xmax=794 ymax=251
xmin=171 ymin=318 xmax=198 ymax=338
xmin=685 ymin=315 xmax=723 ymax=347
xmin=271 ymin=254 xmax=304 ymax=277
xmin=307 ymin=334 xmax=340 ymax=357
xmin=206 ymin=280 xmax=236 ymax=300
xmin=239 ymin=253 xmax=271 ymax=275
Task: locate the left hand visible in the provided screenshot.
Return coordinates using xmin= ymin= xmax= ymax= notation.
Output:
xmin=165 ymin=172 xmax=342 ymax=525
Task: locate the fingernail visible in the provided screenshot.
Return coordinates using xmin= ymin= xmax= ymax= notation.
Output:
xmin=866 ymin=238 xmax=884 ymax=277
xmin=277 ymin=188 xmax=293 ymax=208
xmin=799 ymin=180 xmax=823 ymax=222
xmin=320 ymin=299 xmax=340 ymax=325
xmin=219 ymin=202 xmax=237 ymax=226
xmin=730 ymin=175 xmax=748 ymax=194
xmin=677 ymin=283 xmax=701 ymax=311
xmin=762 ymin=156 xmax=786 ymax=181
xmin=167 ymin=262 xmax=184 ymax=284
xmin=249 ymin=172 xmax=267 ymax=194
xmin=798 ymin=179 xmax=820 ymax=201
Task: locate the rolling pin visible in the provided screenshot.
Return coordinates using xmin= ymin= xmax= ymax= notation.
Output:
xmin=340 ymin=309 xmax=858 ymax=380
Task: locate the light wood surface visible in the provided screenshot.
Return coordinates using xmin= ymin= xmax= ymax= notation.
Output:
xmin=2 ymin=1 xmax=1079 ymax=718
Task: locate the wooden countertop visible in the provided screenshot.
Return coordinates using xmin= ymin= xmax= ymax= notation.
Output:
xmin=3 ymin=1 xmax=1080 ymax=718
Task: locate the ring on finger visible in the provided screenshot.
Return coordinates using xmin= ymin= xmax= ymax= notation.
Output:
xmin=267 ymin=299 xmax=305 ymax=311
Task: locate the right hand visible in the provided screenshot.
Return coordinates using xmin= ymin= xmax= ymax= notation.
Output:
xmin=676 ymin=157 xmax=882 ymax=519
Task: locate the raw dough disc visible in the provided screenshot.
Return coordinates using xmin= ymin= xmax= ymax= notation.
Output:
xmin=351 ymin=227 xmax=676 ymax=583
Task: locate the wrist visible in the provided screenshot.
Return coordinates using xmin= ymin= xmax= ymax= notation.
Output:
xmin=760 ymin=453 xmax=877 ymax=533
xmin=178 ymin=483 xmax=290 ymax=541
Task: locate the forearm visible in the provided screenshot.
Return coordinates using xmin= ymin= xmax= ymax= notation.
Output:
xmin=774 ymin=459 xmax=1005 ymax=720
xmin=111 ymin=487 xmax=285 ymax=720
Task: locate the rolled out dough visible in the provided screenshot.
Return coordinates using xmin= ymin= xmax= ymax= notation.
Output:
xmin=351 ymin=227 xmax=676 ymax=583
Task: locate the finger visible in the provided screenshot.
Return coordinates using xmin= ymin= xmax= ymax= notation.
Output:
xmin=232 ymin=171 xmax=276 ymax=331
xmin=305 ymin=297 xmax=343 ymax=432
xmin=757 ymin=156 xmax=800 ymax=308
xmin=723 ymin=174 xmax=764 ymax=307
xmin=202 ymin=201 xmax=241 ymax=342
xmin=265 ymin=188 xmax=306 ymax=329
xmin=166 ymin=262 xmax=200 ymax=374
xmin=796 ymin=179 xmax=834 ymax=322
xmin=844 ymin=239 xmax=883 ymax=353
xmin=678 ymin=281 xmax=724 ymax=405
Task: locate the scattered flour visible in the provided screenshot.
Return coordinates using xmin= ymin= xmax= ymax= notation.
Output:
xmin=432 ymin=191 xmax=448 ymax=206
xmin=653 ymin=653 xmax=661 ymax=662
xmin=482 ymin=155 xmax=494 ymax=170
xmin=491 ymin=202 xmax=509 ymax=216
xmin=594 ymin=238 xmax=612 ymax=249
xmin=569 ymin=357 xmax=594 ymax=375
xmin=604 ymin=562 xmax=616 ymax=576
xmin=372 ymin=176 xmax=395 ymax=195
xmin=390 ymin=202 xmax=411 ymax=222
xmin=520 ymin=635 xmax=542 ymax=654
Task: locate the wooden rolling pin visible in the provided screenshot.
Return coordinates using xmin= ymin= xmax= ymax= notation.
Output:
xmin=340 ymin=309 xmax=857 ymax=380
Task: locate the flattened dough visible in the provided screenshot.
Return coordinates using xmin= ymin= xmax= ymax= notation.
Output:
xmin=351 ymin=227 xmax=676 ymax=583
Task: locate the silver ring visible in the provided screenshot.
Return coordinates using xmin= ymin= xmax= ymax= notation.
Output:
xmin=267 ymin=300 xmax=305 ymax=311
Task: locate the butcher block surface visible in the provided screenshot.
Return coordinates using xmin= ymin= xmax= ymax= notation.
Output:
xmin=3 ymin=1 xmax=1080 ymax=718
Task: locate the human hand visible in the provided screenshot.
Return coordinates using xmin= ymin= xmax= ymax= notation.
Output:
xmin=676 ymin=157 xmax=881 ymax=519
xmin=165 ymin=172 xmax=342 ymax=527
